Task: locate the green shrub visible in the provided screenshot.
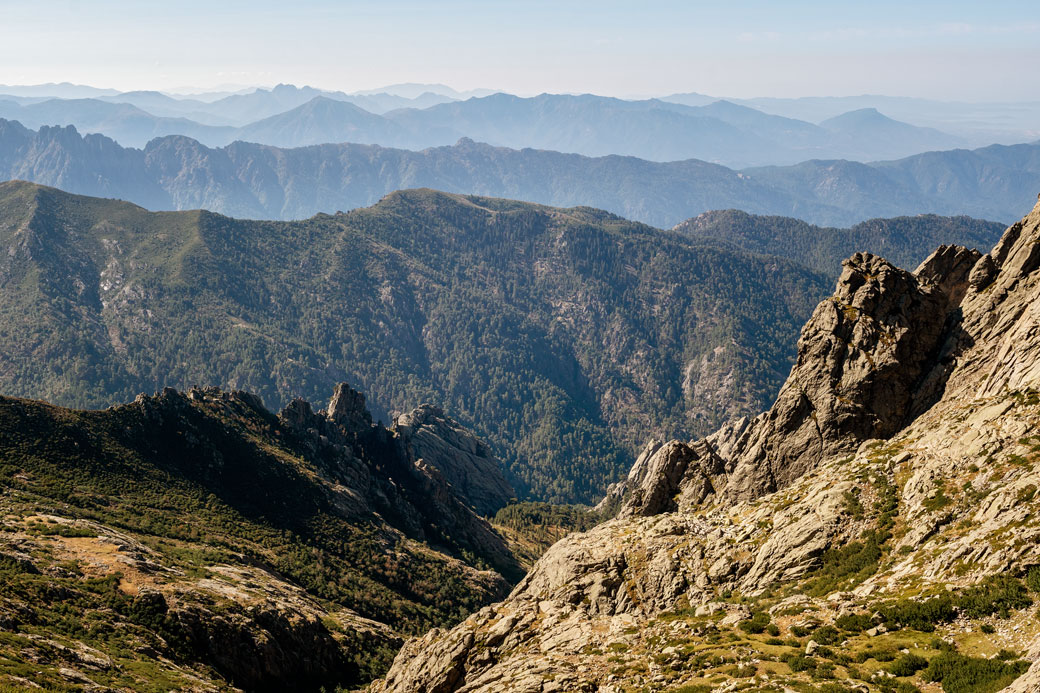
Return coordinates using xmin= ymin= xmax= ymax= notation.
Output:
xmin=805 ymin=529 xmax=888 ymax=596
xmin=812 ymin=625 xmax=841 ymax=645
xmin=879 ymin=595 xmax=955 ymax=632
xmin=842 ymin=489 xmax=865 ymax=519
xmin=873 ymin=647 xmax=899 ymax=662
xmin=791 ymin=624 xmax=816 ymax=637
xmin=1025 ymin=566 xmax=1040 ymax=593
xmin=785 ymin=654 xmax=816 ymax=672
xmin=738 ymin=611 xmax=772 ymax=634
xmin=835 ymin=612 xmax=873 ymax=632
xmin=888 ymin=653 xmax=928 ymax=676
xmin=813 ymin=660 xmax=836 ymax=679
xmin=956 ymin=575 xmax=1032 ymax=619
xmin=923 ymin=484 xmax=953 ymax=512
xmin=922 ymin=652 xmax=1029 ymax=693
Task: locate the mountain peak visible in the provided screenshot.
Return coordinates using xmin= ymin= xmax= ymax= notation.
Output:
xmin=821 ymin=106 xmax=897 ymax=127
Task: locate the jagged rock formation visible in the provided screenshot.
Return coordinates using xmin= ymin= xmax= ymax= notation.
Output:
xmin=599 ymin=440 xmax=725 ymax=519
xmin=719 ymin=245 xmax=981 ymax=500
xmin=394 ymin=404 xmax=516 ymax=516
xmin=372 ymin=197 xmax=1040 ymax=693
xmin=606 ymin=242 xmax=983 ymax=510
xmin=275 ymin=383 xmax=518 ymax=577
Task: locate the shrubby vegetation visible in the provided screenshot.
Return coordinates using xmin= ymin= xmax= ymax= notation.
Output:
xmin=957 ymin=574 xmax=1033 ymax=618
xmin=923 ymin=652 xmax=1030 ymax=693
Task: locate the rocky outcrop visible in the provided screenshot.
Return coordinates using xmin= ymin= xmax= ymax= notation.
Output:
xmin=394 ymin=404 xmax=515 ymax=516
xmin=275 ymin=383 xmax=520 ymax=579
xmin=603 ymin=245 xmax=983 ymax=509
xmin=324 ymin=382 xmax=373 ymax=435
xmin=608 ymin=439 xmax=725 ymax=518
xmin=720 ymin=248 xmax=978 ymax=500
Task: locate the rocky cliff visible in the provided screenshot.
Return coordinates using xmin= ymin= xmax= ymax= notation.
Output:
xmin=372 ymin=196 xmax=1040 ymax=693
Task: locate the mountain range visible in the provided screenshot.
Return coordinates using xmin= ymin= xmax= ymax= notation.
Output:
xmin=0 ymin=181 xmax=1005 ymax=503
xmin=1 ymin=117 xmax=1039 ymax=227
xmin=664 ymin=91 xmax=1040 ymax=144
xmin=0 ymin=87 xmax=976 ymax=167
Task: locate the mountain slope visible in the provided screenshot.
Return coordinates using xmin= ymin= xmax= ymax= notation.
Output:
xmin=747 ymin=142 xmax=1040 ymax=224
xmin=0 ymin=381 xmax=519 ymax=690
xmin=0 ymin=98 xmax=234 ymax=148
xmin=820 ymin=107 xmax=966 ymax=156
xmin=0 ymin=183 xmax=1008 ymax=503
xmin=117 ymin=84 xmax=457 ymax=124
xmin=384 ymin=93 xmax=783 ymax=165
xmin=0 ymin=181 xmax=838 ymax=502
xmin=233 ymin=96 xmax=415 ymax=148
xmin=0 ymin=120 xmax=846 ymax=225
xmin=373 ymin=198 xmax=1040 ymax=693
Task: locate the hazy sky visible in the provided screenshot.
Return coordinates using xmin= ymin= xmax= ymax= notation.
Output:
xmin=4 ymin=0 xmax=1039 ymax=100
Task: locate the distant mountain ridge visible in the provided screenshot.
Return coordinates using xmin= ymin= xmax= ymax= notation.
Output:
xmin=0 ymin=88 xmax=972 ymax=166
xmin=664 ymin=91 xmax=1040 ymax=144
xmin=675 ymin=209 xmax=1005 ymax=275
xmin=0 ymin=117 xmax=1037 ymax=226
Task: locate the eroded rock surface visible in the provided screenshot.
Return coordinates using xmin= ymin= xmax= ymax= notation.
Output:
xmin=394 ymin=404 xmax=515 ymax=516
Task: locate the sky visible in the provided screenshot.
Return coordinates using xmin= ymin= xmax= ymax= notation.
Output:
xmin=3 ymin=0 xmax=1039 ymax=100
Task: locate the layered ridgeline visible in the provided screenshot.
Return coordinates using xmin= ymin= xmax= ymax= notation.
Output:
xmin=0 ymin=381 xmax=521 ymax=690
xmin=676 ymin=209 xmax=1004 ymax=276
xmin=0 ymin=182 xmax=1003 ymax=502
xmin=0 ymin=92 xmax=969 ymax=166
xmin=373 ymin=199 xmax=1040 ymax=692
xmin=1 ymin=117 xmax=1039 ymax=227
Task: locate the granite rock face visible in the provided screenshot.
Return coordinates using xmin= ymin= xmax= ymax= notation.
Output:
xmin=605 ymin=243 xmax=983 ymax=508
xmin=394 ymin=404 xmax=515 ymax=516
xmin=611 ymin=439 xmax=724 ymax=518
xmin=720 ymin=247 xmax=978 ymax=501
xmin=324 ymin=382 xmax=373 ymax=435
